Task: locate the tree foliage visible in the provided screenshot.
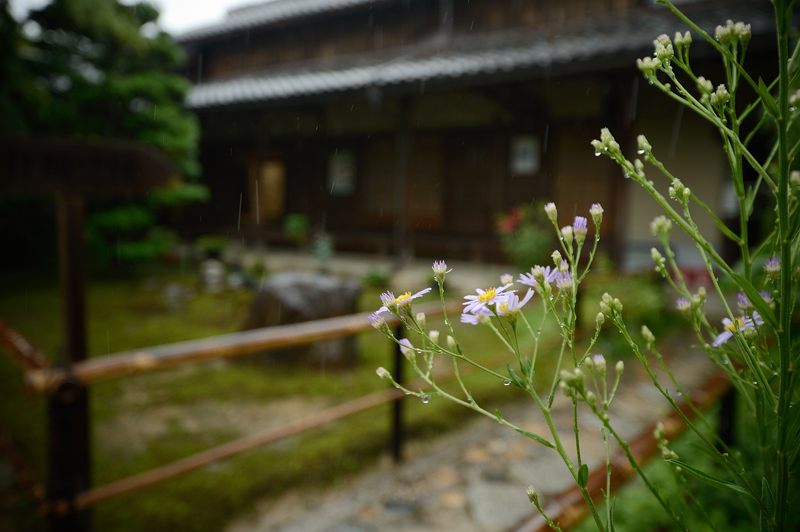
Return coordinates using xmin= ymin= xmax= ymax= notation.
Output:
xmin=2 ymin=0 xmax=198 ymax=176
xmin=0 ymin=0 xmax=203 ymax=270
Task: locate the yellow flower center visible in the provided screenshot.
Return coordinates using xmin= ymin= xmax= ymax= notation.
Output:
xmin=478 ymin=288 xmax=497 ymax=303
xmin=725 ymin=317 xmax=745 ymax=332
xmin=395 ymin=292 xmax=412 ymax=305
xmin=498 ymin=303 xmax=510 ymax=314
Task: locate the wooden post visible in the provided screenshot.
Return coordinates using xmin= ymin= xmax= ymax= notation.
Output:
xmin=391 ymin=325 xmax=405 ymax=463
xmin=47 ymin=192 xmax=91 ymax=531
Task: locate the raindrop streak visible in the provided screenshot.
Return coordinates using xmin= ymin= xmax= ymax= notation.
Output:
xmin=503 ymin=379 xmax=511 ymax=386
xmin=667 ymin=105 xmax=684 ymax=158
xmin=254 ymin=179 xmax=260 ymax=225
xmin=237 ymin=193 xmax=243 ymax=232
xmin=542 ymin=123 xmax=550 ymax=154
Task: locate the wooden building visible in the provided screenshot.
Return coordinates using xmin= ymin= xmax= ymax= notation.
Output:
xmin=179 ymin=0 xmax=774 ymax=267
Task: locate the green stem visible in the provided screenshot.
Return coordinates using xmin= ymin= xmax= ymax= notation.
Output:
xmin=774 ymin=2 xmax=793 ymax=529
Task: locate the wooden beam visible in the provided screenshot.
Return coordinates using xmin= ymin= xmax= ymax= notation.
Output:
xmin=0 ymin=320 xmax=50 ymax=370
xmin=71 ymin=388 xmax=405 ymax=511
xmin=26 ymin=301 xmax=460 ymax=393
xmin=0 ymin=137 xmax=172 ymax=196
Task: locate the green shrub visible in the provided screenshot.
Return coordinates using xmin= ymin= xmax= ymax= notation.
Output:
xmin=496 ymin=203 xmax=554 ymax=270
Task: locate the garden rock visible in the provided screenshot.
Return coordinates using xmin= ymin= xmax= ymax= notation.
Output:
xmin=244 ymin=272 xmax=362 ymax=366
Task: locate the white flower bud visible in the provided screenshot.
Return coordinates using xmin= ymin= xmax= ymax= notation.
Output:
xmin=636 ymin=56 xmax=661 ymax=76
xmin=595 ymin=312 xmax=605 ymax=326
xmin=650 ymin=216 xmax=672 ymax=239
xmin=641 ymin=325 xmax=656 ymax=349
xmin=551 ymin=250 xmax=562 ymax=266
xmin=637 ymin=134 xmax=652 ymax=155
xmin=526 ymin=485 xmax=538 ymax=504
xmin=415 ymin=312 xmax=426 ymax=328
xmin=447 ymin=335 xmax=457 ymax=350
xmin=710 ymin=84 xmax=730 ymax=107
xmin=696 ymin=76 xmax=713 ymax=95
xmin=653 ymin=34 xmax=673 ymax=61
xmin=428 ymin=330 xmax=440 ymax=344
xmin=592 ymin=354 xmax=606 ymax=373
xmin=616 ymin=360 xmax=625 ymax=374
xmin=399 ymin=339 xmax=414 ymax=360
xmin=376 ymin=367 xmax=391 ymax=380
xmin=544 ymin=202 xmax=558 ymax=222
xmin=590 ymin=203 xmax=604 ymax=226
xmin=560 ymin=225 xmax=574 ymax=245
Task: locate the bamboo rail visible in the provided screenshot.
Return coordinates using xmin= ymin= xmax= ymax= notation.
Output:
xmin=511 ymin=369 xmax=732 ymax=532
xmin=0 ymin=320 xmax=50 ymax=370
xmin=73 ymin=388 xmax=406 ymax=510
xmin=25 ymin=301 xmax=461 ymax=393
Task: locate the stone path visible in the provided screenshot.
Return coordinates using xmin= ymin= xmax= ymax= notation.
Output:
xmin=227 ymin=337 xmax=716 ymax=532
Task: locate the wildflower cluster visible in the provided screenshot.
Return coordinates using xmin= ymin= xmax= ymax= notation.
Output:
xmin=588 ymin=1 xmax=799 ymax=529
xmin=372 ymin=203 xmax=631 ymax=530
xmin=373 ymin=1 xmax=798 ymax=529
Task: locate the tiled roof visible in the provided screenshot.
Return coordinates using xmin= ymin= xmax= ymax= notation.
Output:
xmin=186 ymin=3 xmax=774 ymax=110
xmin=179 ymin=0 xmax=394 ymax=42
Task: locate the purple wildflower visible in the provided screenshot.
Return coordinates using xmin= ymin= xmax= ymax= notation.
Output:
xmin=675 ymin=297 xmax=690 ymax=312
xmin=368 ymin=311 xmax=389 ymax=329
xmin=463 ymin=283 xmax=514 ymax=314
xmin=736 ymin=292 xmax=752 ymax=310
xmin=573 ymin=216 xmax=588 ymax=240
xmin=712 ymin=312 xmax=763 ymax=347
xmin=553 ymin=271 xmax=573 ymax=291
xmin=765 ymin=257 xmax=781 ymax=278
xmin=460 ymin=307 xmax=491 ymax=326
xmin=519 ymin=265 xmax=557 ymax=289
xmin=378 ymin=287 xmax=432 ymax=313
xmin=496 ymin=289 xmax=535 ymax=316
xmin=432 ymin=260 xmax=450 ymax=280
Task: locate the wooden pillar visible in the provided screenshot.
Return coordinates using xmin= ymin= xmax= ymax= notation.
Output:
xmin=393 ymin=98 xmax=411 ymax=267
xmin=47 ymin=191 xmax=92 ymax=531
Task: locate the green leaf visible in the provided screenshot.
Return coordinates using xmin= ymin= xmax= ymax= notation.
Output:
xmin=668 ymin=458 xmax=753 ymax=498
xmin=514 ymin=428 xmax=554 ymax=449
xmin=506 ymin=364 xmax=524 ymax=389
xmin=578 ymin=463 xmax=589 ymax=487
xmin=757 ymin=77 xmax=779 ymax=118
